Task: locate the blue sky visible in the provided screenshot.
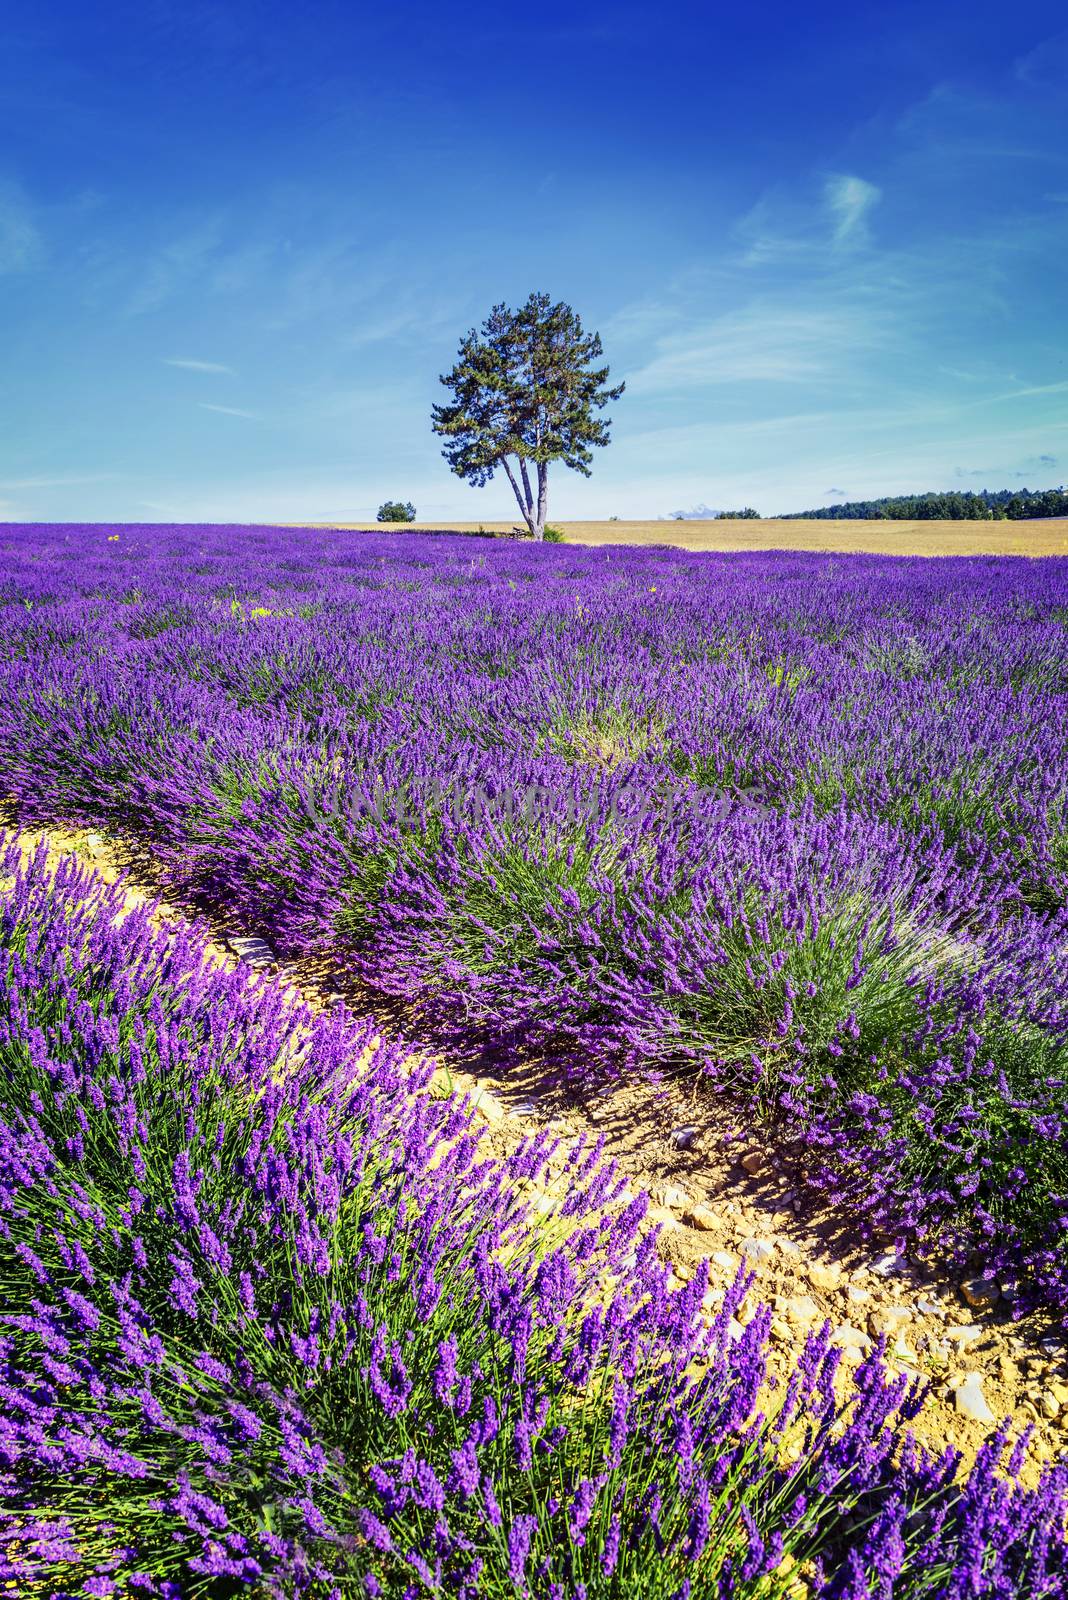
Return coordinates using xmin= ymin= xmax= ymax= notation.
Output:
xmin=1 ymin=0 xmax=1066 ymax=523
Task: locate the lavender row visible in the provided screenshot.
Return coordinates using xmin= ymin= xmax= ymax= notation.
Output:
xmin=0 ymin=526 xmax=1066 ymax=1305
xmin=1 ymin=842 xmax=1067 ymax=1596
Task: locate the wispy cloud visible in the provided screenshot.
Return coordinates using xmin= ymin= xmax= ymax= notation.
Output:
xmin=970 ymin=379 xmax=1068 ymax=407
xmin=824 ymin=174 xmax=881 ymax=244
xmin=1015 ymin=31 xmax=1068 ymax=87
xmin=199 ymin=402 xmax=258 ymax=420
xmin=165 ymin=357 xmax=235 ymax=374
xmin=627 ymin=304 xmax=888 ymax=393
xmin=0 ymin=473 xmax=119 ymax=490
xmin=0 ymin=180 xmax=42 ymax=274
xmin=125 ymin=218 xmax=224 ymax=315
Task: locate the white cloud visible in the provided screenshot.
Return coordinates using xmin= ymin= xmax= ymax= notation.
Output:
xmin=824 ymin=174 xmax=881 ymax=244
xmin=165 ymin=357 xmax=235 ymax=374
xmin=199 ymin=402 xmax=258 ymax=419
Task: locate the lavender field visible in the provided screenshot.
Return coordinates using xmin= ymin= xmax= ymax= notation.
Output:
xmin=2 ymin=523 xmax=1068 ymax=1594
xmin=1 ymin=525 xmax=1068 ymax=1305
xmin=2 ymin=842 xmax=1068 ymax=1597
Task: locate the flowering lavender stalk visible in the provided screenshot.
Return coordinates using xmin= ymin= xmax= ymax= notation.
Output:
xmin=1 ymin=843 xmax=1066 ymax=1595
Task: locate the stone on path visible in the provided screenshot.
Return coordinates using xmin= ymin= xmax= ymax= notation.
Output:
xmin=943 ymin=1324 xmax=983 ymax=1347
xmin=808 ymin=1262 xmax=841 ymax=1292
xmin=953 ymin=1372 xmax=994 ymax=1424
xmin=961 ymin=1276 xmax=1000 ymax=1310
xmin=230 ymin=935 xmax=274 ymax=968
xmin=834 ymin=1323 xmax=871 ymax=1353
xmin=777 ymin=1293 xmax=820 ymax=1327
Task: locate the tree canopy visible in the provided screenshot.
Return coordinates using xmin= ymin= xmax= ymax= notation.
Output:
xmin=431 ymin=292 xmax=623 ymax=539
xmin=376 ymin=501 xmax=417 ymax=523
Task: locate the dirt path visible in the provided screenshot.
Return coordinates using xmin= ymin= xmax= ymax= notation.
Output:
xmin=10 ymin=820 xmax=1068 ymax=1480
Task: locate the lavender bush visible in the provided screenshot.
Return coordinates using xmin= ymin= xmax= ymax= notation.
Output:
xmin=0 ymin=526 xmax=1066 ymax=1306
xmin=1 ymin=841 xmax=1067 ymax=1596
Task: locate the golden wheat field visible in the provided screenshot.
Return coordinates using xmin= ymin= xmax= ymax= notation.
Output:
xmin=309 ymin=517 xmax=1068 ymax=556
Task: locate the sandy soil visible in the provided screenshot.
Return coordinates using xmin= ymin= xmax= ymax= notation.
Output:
xmin=298 ymin=517 xmax=1068 ymax=557
xmin=10 ymin=819 xmax=1068 ymax=1480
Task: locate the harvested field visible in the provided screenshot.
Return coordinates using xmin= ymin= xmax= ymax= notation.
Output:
xmin=305 ymin=516 xmax=1068 ymax=556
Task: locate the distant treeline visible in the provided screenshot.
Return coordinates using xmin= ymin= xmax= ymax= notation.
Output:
xmin=782 ymin=487 xmax=1068 ymax=521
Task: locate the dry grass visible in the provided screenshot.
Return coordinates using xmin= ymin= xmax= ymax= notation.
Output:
xmin=301 ymin=517 xmax=1068 ymax=557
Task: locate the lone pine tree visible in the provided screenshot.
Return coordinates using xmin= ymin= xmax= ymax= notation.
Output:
xmin=432 ymin=292 xmax=624 ymax=540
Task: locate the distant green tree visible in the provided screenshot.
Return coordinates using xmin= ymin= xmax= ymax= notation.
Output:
xmin=377 ymin=501 xmax=416 ymax=523
xmin=715 ymin=507 xmax=761 ymax=519
xmin=432 ymin=292 xmax=624 ymax=540
xmin=781 ymin=486 xmax=1068 ymax=521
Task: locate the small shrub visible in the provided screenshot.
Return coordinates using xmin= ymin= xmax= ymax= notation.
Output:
xmin=376 ymin=500 xmax=417 ymax=523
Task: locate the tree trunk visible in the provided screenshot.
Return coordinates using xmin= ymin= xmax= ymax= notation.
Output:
xmin=535 ymin=461 xmax=549 ymax=539
xmin=501 ymin=458 xmax=538 ymax=536
xmin=519 ymin=458 xmax=535 ymax=521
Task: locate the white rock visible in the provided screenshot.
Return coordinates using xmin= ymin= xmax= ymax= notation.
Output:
xmin=684 ymin=1204 xmax=720 ymax=1233
xmin=739 ymin=1236 xmax=776 ymax=1265
xmin=230 ymin=934 xmax=274 ymax=967
xmin=961 ymin=1276 xmax=1000 ymax=1310
xmin=943 ymin=1324 xmax=983 ymax=1347
xmin=809 ymin=1263 xmax=841 ymax=1292
xmin=646 ymin=1206 xmax=682 ymax=1232
xmin=868 ymin=1306 xmax=912 ymax=1337
xmin=474 ymin=1091 xmax=506 ymax=1124
xmin=781 ymin=1294 xmax=821 ymax=1327
xmin=954 ymin=1373 xmax=995 ymax=1425
xmin=740 ymin=1149 xmax=764 ymax=1176
xmin=835 ymin=1324 xmax=871 ymax=1352
xmin=870 ymin=1253 xmax=906 ymax=1277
